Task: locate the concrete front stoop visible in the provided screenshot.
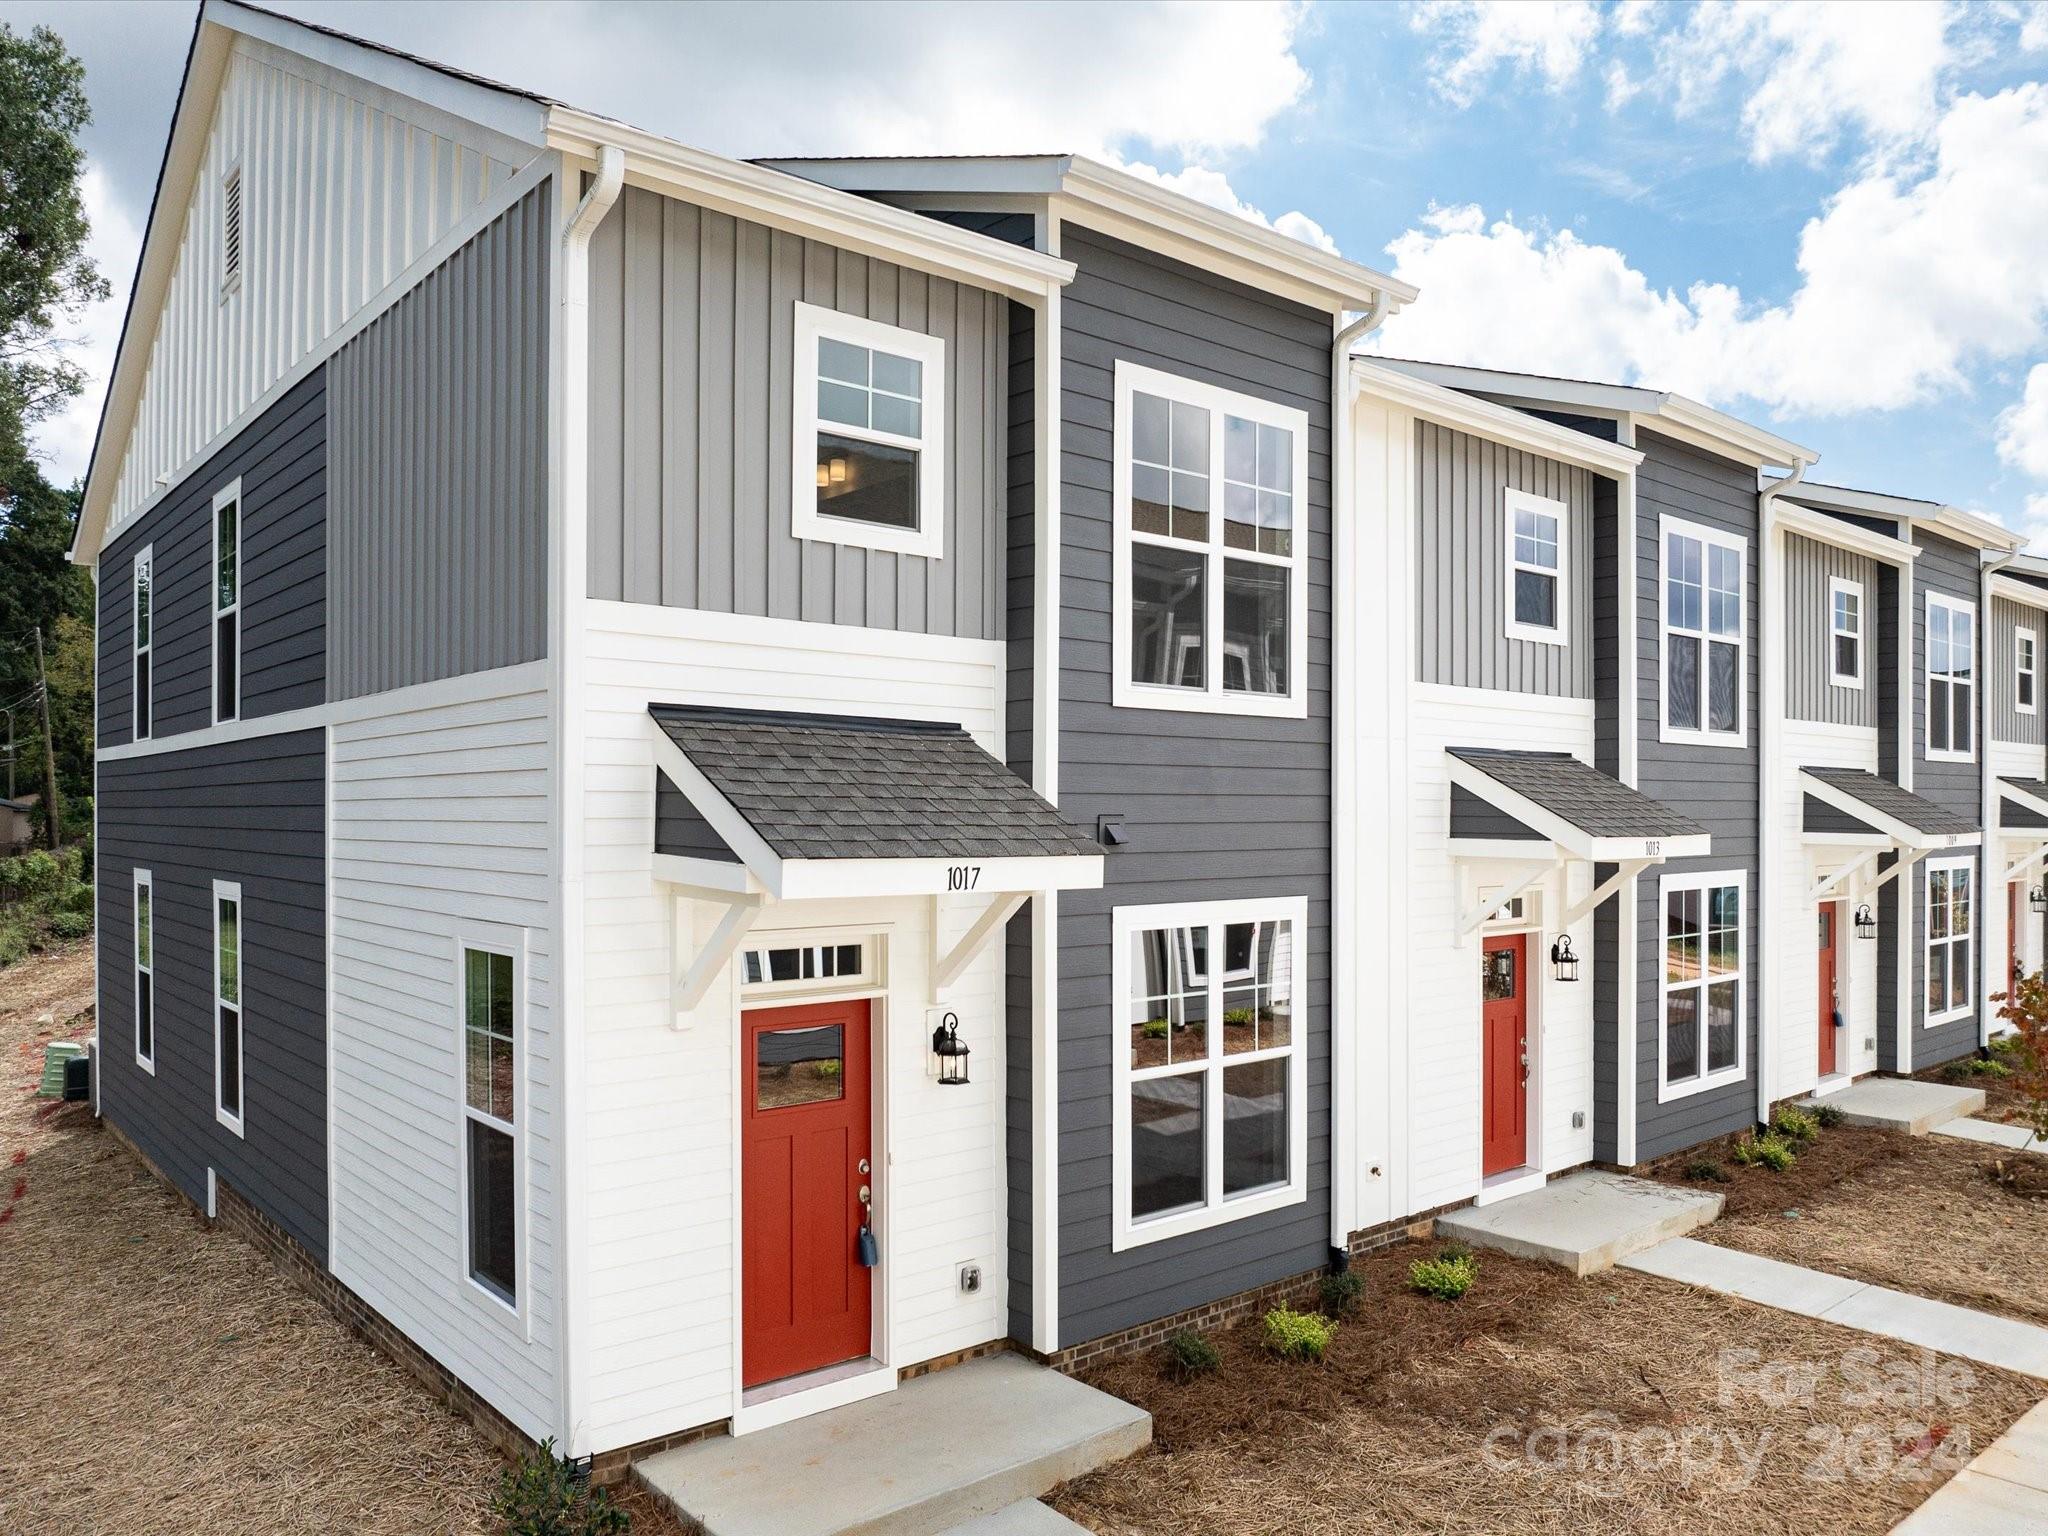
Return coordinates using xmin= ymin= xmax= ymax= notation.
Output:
xmin=632 ymin=1353 xmax=1149 ymax=1536
xmin=1797 ymin=1078 xmax=1985 ymax=1136
xmin=1436 ymin=1171 xmax=1723 ymax=1277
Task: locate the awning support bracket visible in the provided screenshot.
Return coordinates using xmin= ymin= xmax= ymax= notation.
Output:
xmin=1809 ymin=848 xmax=1882 ymax=903
xmin=930 ymin=890 xmax=1033 ymax=1004
xmin=1457 ymin=857 xmax=1563 ymax=938
xmin=1870 ymin=847 xmax=1925 ymax=893
xmin=2004 ymin=843 xmax=2048 ymax=884
xmin=673 ymin=891 xmax=767 ymax=1024
xmin=1560 ymin=856 xmax=1659 ymax=931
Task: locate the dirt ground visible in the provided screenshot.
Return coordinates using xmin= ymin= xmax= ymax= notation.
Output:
xmin=1051 ymin=1240 xmax=2039 ymax=1536
xmin=0 ymin=941 xmax=682 ymax=1536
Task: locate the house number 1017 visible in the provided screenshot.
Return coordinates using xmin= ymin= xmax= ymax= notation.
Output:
xmin=947 ymin=865 xmax=983 ymax=891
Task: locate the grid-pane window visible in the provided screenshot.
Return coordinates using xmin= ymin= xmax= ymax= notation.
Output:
xmin=1927 ymin=596 xmax=1974 ymax=758
xmin=1927 ymin=862 xmax=1973 ymax=1022
xmin=463 ymin=946 xmax=518 ymax=1306
xmin=135 ymin=871 xmax=153 ymax=1068
xmin=214 ymin=492 xmax=239 ymax=724
xmin=215 ymin=886 xmax=242 ymax=1125
xmin=133 ymin=550 xmax=152 ymax=740
xmin=1830 ymin=579 xmax=1862 ymax=687
xmin=794 ymin=303 xmax=945 ymax=557
xmin=2019 ymin=628 xmax=2037 ymax=714
xmin=1505 ymin=490 xmax=1566 ymax=642
xmin=1663 ymin=874 xmax=1744 ymax=1093
xmin=1665 ymin=524 xmax=1744 ymax=741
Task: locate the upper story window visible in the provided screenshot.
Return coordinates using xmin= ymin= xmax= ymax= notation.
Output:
xmin=1662 ymin=518 xmax=1745 ymax=747
xmin=1113 ymin=361 xmax=1309 ymax=719
xmin=1660 ymin=870 xmax=1745 ymax=1100
xmin=132 ymin=547 xmax=153 ymax=740
xmin=213 ymin=482 xmax=240 ymax=724
xmin=1829 ymin=577 xmax=1863 ymax=689
xmin=1503 ymin=488 xmax=1567 ymax=645
xmin=462 ymin=941 xmax=521 ymax=1310
xmin=1927 ymin=593 xmax=1975 ymax=762
xmin=1926 ymin=857 xmax=1973 ymax=1025
xmin=214 ymin=881 xmax=244 ymax=1135
xmin=2018 ymin=626 xmax=2038 ymax=716
xmin=791 ymin=301 xmax=946 ymax=559
xmin=221 ymin=165 xmax=243 ymax=298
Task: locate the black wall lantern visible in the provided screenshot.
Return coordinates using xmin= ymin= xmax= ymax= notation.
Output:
xmin=1549 ymin=935 xmax=1581 ymax=983
xmin=1854 ymin=903 xmax=1877 ymax=940
xmin=2032 ymin=887 xmax=2047 ymax=915
xmin=932 ymin=1012 xmax=970 ymax=1086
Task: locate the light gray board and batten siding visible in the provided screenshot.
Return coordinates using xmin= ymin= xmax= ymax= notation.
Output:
xmin=96 ymin=730 xmax=328 ymax=1261
xmin=1053 ymin=224 xmax=1334 ymax=1344
xmin=98 ymin=370 xmax=326 ymax=748
xmin=1990 ymin=596 xmax=2047 ymax=747
xmin=327 ymin=183 xmax=551 ymax=700
xmin=585 ymin=184 xmax=1007 ymax=642
xmin=1414 ymin=420 xmax=1596 ymax=698
xmin=1784 ymin=532 xmax=1878 ymax=729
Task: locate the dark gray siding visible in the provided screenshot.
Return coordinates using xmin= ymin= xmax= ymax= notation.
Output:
xmin=1448 ymin=786 xmax=1542 ymax=839
xmin=96 ymin=731 xmax=328 ymax=1260
xmin=653 ymin=772 xmax=740 ymax=861
xmin=1785 ymin=533 xmax=1878 ymax=727
xmin=1990 ymin=596 xmax=2046 ymax=747
xmin=1877 ymin=565 xmax=1905 ymax=1070
xmin=1632 ymin=431 xmax=1762 ymax=1160
xmin=1054 ymin=226 xmax=1332 ymax=1343
xmin=99 ymin=371 xmax=326 ymax=747
xmin=1004 ymin=295 xmax=1037 ymax=1344
xmin=1592 ymin=474 xmax=1623 ymax=1163
xmin=586 ymin=185 xmax=1006 ymax=640
xmin=328 ymin=184 xmax=550 ymax=699
xmin=1414 ymin=421 xmax=1595 ymax=697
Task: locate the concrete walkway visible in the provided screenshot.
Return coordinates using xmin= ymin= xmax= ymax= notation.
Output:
xmin=1798 ymin=1078 xmax=1984 ymax=1135
xmin=1437 ymin=1171 xmax=1722 ymax=1277
xmin=1934 ymin=1117 xmax=2042 ymax=1153
xmin=1620 ymin=1238 xmax=2048 ymax=1378
xmin=1892 ymin=1399 xmax=2048 ymax=1533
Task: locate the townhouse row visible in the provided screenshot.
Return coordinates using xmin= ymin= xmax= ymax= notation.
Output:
xmin=76 ymin=0 xmax=2040 ymax=1468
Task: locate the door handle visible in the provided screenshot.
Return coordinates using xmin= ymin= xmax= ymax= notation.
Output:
xmin=858 ymin=1158 xmax=871 ymax=1175
xmin=858 ymin=1185 xmax=872 ymax=1211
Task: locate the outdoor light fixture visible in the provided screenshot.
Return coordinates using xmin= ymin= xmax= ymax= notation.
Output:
xmin=1549 ymin=935 xmax=1581 ymax=983
xmin=1854 ymin=904 xmax=1877 ymax=940
xmin=2032 ymin=886 xmax=2046 ymax=915
xmin=931 ymin=1011 xmax=970 ymax=1086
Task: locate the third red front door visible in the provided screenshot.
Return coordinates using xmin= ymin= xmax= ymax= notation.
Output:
xmin=1482 ymin=935 xmax=1528 ymax=1176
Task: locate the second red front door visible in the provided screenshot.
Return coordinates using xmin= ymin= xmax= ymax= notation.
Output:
xmin=1817 ymin=903 xmax=1839 ymax=1078
xmin=1482 ymin=936 xmax=1528 ymax=1176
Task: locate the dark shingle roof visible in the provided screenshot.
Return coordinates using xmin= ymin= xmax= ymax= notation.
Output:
xmin=1448 ymin=748 xmax=1706 ymax=839
xmin=1803 ymin=767 xmax=1979 ymax=836
xmin=650 ymin=705 xmax=1100 ymax=862
xmin=2003 ymin=776 xmax=2048 ymax=802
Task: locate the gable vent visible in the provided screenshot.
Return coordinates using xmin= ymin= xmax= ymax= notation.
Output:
xmin=221 ymin=167 xmax=243 ymax=296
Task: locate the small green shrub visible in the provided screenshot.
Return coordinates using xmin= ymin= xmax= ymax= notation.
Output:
xmin=1409 ymin=1250 xmax=1478 ymax=1301
xmin=1732 ymin=1132 xmax=1797 ymax=1172
xmin=0 ymin=922 xmax=29 ymax=969
xmin=1771 ymin=1105 xmax=1821 ymax=1143
xmin=1164 ymin=1328 xmax=1221 ymax=1378
xmin=1319 ymin=1268 xmax=1366 ymax=1317
xmin=1811 ymin=1102 xmax=1846 ymax=1130
xmin=60 ymin=880 xmax=93 ymax=917
xmin=49 ymin=911 xmax=91 ymax=940
xmin=1684 ymin=1158 xmax=1731 ymax=1183
xmin=1222 ymin=1006 xmax=1257 ymax=1027
xmin=0 ymin=849 xmax=65 ymax=900
xmin=1263 ymin=1306 xmax=1338 ymax=1361
xmin=494 ymin=1438 xmax=629 ymax=1536
xmin=1947 ymin=1055 xmax=2013 ymax=1080
xmin=1141 ymin=1018 xmax=1169 ymax=1040
xmin=1992 ymin=1031 xmax=2028 ymax=1060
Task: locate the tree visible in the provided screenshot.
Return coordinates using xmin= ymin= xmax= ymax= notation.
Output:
xmin=0 ymin=459 xmax=92 ymax=802
xmin=1992 ymin=974 xmax=2048 ymax=1152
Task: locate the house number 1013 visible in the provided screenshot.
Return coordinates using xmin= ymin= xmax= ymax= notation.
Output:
xmin=947 ymin=865 xmax=983 ymax=890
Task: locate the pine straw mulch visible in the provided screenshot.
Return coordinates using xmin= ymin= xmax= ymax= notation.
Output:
xmin=1049 ymin=1239 xmax=2038 ymax=1536
xmin=0 ymin=940 xmax=684 ymax=1536
xmin=1914 ymin=1055 xmax=2035 ymax=1124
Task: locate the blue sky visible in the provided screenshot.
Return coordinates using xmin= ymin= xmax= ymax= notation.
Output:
xmin=13 ymin=0 xmax=2048 ymax=538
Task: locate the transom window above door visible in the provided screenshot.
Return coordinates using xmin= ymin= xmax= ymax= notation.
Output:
xmin=738 ymin=936 xmax=878 ymax=998
xmin=1663 ymin=518 xmax=1746 ymax=746
xmin=1114 ymin=361 xmax=1310 ymax=718
xmin=792 ymin=302 xmax=946 ymax=559
xmin=1503 ymin=488 xmax=1567 ymax=645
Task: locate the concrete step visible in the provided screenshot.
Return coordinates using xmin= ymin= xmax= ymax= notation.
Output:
xmin=1797 ymin=1077 xmax=1984 ymax=1135
xmin=1436 ymin=1170 xmax=1722 ymax=1277
xmin=632 ymin=1353 xmax=1150 ymax=1536
xmin=1932 ymin=1117 xmax=2041 ymax=1153
xmin=941 ymin=1498 xmax=1093 ymax=1534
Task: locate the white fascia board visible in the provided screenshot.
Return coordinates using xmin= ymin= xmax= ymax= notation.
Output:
xmin=1991 ymin=573 xmax=2048 ymax=611
xmin=1375 ymin=358 xmax=1664 ymax=416
xmin=1445 ymin=838 xmax=1566 ymax=863
xmin=1591 ymin=831 xmax=1711 ymax=861
xmin=1797 ymin=770 xmax=1980 ymax=852
xmin=646 ymin=722 xmax=787 ymax=896
xmin=1775 ymin=500 xmax=1918 ymax=568
xmin=1650 ymin=395 xmax=1816 ymax=472
xmin=777 ymin=853 xmax=1104 ymax=902
xmin=1789 ymin=483 xmax=2027 ymax=554
xmin=1351 ymin=362 xmax=1642 ymax=476
xmin=757 ymin=155 xmax=1073 ymax=198
xmin=648 ymin=854 xmax=764 ymax=898
xmin=1924 ymin=505 xmax=2027 ymax=554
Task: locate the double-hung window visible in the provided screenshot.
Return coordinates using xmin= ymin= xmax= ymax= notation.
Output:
xmin=1663 ymin=519 xmax=1745 ymax=744
xmin=1114 ymin=362 xmax=1309 ymax=717
xmin=1112 ymin=896 xmax=1308 ymax=1248
xmin=213 ymin=482 xmax=240 ymax=724
xmin=791 ymin=302 xmax=946 ymax=559
xmin=1503 ymin=488 xmax=1567 ymax=644
xmin=132 ymin=547 xmax=152 ymax=740
xmin=214 ymin=881 xmax=243 ymax=1134
xmin=1926 ymin=857 xmax=1974 ymax=1024
xmin=1660 ymin=871 xmax=1745 ymax=1098
xmin=1829 ymin=577 xmax=1863 ymax=689
xmin=1927 ymin=594 xmax=1975 ymax=761
xmin=2018 ymin=626 xmax=2038 ymax=716
xmin=134 ymin=869 xmax=154 ymax=1073
xmin=462 ymin=942 xmax=520 ymax=1310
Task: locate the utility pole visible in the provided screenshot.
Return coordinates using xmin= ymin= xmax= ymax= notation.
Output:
xmin=32 ymin=627 xmax=59 ymax=852
xmin=2 ymin=705 xmax=13 ymax=801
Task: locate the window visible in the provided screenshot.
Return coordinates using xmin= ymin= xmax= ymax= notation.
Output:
xmin=1113 ymin=362 xmax=1310 ymax=718
xmin=1829 ymin=577 xmax=1863 ymax=689
xmin=1660 ymin=871 xmax=1745 ymax=1098
xmin=1926 ymin=857 xmax=1974 ymax=1025
xmin=213 ymin=881 xmax=243 ymax=1134
xmin=1662 ymin=519 xmax=1745 ymax=744
xmin=132 ymin=547 xmax=152 ymax=740
xmin=1112 ymin=896 xmax=1308 ymax=1248
xmin=462 ymin=943 xmax=520 ymax=1308
xmin=2019 ymin=627 xmax=2038 ymax=716
xmin=739 ymin=938 xmax=873 ymax=994
xmin=791 ymin=301 xmax=945 ymax=558
xmin=1504 ymin=488 xmax=1567 ymax=644
xmin=221 ymin=165 xmax=243 ymax=297
xmin=134 ymin=869 xmax=154 ymax=1073
xmin=213 ymin=482 xmax=240 ymax=724
xmin=1927 ymin=594 xmax=1975 ymax=761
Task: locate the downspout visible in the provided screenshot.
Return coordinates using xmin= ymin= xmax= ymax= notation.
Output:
xmin=1981 ymin=548 xmax=2019 ymax=1051
xmin=1755 ymin=458 xmax=1808 ymax=1129
xmin=1330 ymin=289 xmax=1392 ymax=1264
xmin=553 ymin=143 xmax=624 ymax=1459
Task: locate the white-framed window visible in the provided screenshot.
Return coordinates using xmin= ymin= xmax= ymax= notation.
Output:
xmin=132 ymin=545 xmax=152 ymax=740
xmin=134 ymin=869 xmax=154 ymax=1074
xmin=1659 ymin=870 xmax=1746 ymax=1100
xmin=213 ymin=880 xmax=244 ymax=1135
xmin=1829 ymin=576 xmax=1863 ymax=689
xmin=739 ymin=936 xmax=878 ymax=997
xmin=1661 ymin=517 xmax=1746 ymax=746
xmin=1503 ymin=487 xmax=1568 ymax=645
xmin=790 ymin=301 xmax=945 ymax=559
xmin=1925 ymin=856 xmax=1974 ymax=1025
xmin=1927 ymin=593 xmax=1975 ymax=762
xmin=1111 ymin=895 xmax=1308 ymax=1250
xmin=1112 ymin=361 xmax=1310 ymax=718
xmin=460 ymin=936 xmax=524 ymax=1315
xmin=221 ymin=164 xmax=243 ymax=298
xmin=212 ymin=481 xmax=241 ymax=725
xmin=2018 ymin=626 xmax=2038 ymax=716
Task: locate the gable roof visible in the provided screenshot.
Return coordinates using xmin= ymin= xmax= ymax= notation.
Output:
xmin=1446 ymin=747 xmax=1710 ymax=859
xmin=1777 ymin=479 xmax=2024 ymax=556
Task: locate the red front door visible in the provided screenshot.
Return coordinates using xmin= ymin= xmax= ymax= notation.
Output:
xmin=1817 ymin=903 xmax=1839 ymax=1078
xmin=1481 ymin=936 xmax=1528 ymax=1177
xmin=742 ymin=999 xmax=872 ymax=1389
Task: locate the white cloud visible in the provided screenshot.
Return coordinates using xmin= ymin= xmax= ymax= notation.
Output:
xmin=1115 ymin=159 xmax=1339 ymax=254
xmin=2021 ymin=1 xmax=2048 ymax=51
xmin=1411 ymin=0 xmax=1603 ymax=107
xmin=29 ymin=165 xmax=136 ymax=488
xmin=1998 ymin=365 xmax=2048 ymax=479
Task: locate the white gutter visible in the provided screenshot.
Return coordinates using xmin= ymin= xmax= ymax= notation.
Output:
xmin=1756 ymin=459 xmax=1808 ymax=1129
xmin=1982 ymin=547 xmax=2020 ymax=1051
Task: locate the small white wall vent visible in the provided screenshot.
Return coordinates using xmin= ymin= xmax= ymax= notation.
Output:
xmin=221 ymin=166 xmax=243 ymax=297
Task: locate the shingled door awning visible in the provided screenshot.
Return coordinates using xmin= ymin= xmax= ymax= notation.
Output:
xmin=1446 ymin=747 xmax=1711 ymax=861
xmin=1999 ymin=776 xmax=2048 ymax=833
xmin=1799 ymin=768 xmax=1980 ymax=851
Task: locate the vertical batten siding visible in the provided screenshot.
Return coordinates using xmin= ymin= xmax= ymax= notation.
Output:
xmin=1990 ymin=596 xmax=2047 ymax=747
xmin=99 ymin=370 xmax=327 ymax=748
xmin=1784 ymin=534 xmax=1879 ymax=728
xmin=584 ymin=186 xmax=1007 ymax=641
xmin=106 ymin=39 xmax=533 ymax=535
xmin=97 ymin=731 xmax=328 ymax=1259
xmin=1003 ymin=296 xmax=1037 ymax=1343
xmin=328 ymin=184 xmax=551 ymax=699
xmin=1413 ymin=421 xmax=1595 ymax=697
xmin=1054 ymin=226 xmax=1332 ymax=1345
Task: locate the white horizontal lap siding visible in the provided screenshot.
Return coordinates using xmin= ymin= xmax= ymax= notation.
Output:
xmin=328 ymin=668 xmax=559 ymax=1440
